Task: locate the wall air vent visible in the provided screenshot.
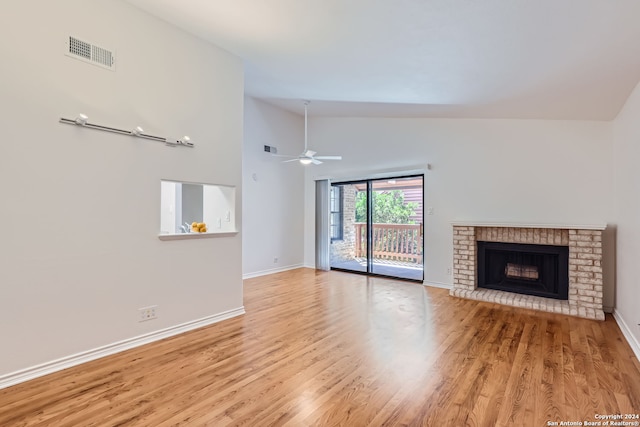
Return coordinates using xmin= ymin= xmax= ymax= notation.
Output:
xmin=65 ymin=36 xmax=115 ymax=71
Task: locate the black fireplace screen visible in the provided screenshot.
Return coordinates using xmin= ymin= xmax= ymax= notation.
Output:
xmin=477 ymin=241 xmax=569 ymax=300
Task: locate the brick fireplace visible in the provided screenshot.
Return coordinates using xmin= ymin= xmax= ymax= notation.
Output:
xmin=450 ymin=223 xmax=605 ymax=320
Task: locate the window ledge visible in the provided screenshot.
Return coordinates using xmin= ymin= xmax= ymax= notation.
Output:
xmin=158 ymin=231 xmax=238 ymax=241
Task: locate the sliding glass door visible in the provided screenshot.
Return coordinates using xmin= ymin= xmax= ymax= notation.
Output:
xmin=329 ymin=181 xmax=368 ymax=273
xmin=329 ymin=175 xmax=424 ymax=281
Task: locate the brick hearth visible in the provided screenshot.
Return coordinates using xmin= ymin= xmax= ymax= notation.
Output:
xmin=450 ymin=223 xmax=605 ymax=320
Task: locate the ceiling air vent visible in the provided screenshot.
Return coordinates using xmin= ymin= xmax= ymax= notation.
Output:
xmin=65 ymin=36 xmax=115 ymax=71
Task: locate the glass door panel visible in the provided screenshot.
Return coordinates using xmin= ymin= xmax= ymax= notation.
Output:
xmin=329 ymin=182 xmax=367 ymax=273
xmin=370 ymin=177 xmax=424 ymax=280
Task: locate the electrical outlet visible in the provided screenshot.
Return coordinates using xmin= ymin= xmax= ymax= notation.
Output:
xmin=447 ymin=267 xmax=452 ymax=275
xmin=217 ymin=218 xmax=222 ymax=228
xmin=225 ymin=211 xmax=230 ymax=222
xmin=139 ymin=305 xmax=157 ymax=322
xmin=427 ymin=207 xmax=434 ymax=215
xmin=274 ymin=257 xmax=278 ymax=263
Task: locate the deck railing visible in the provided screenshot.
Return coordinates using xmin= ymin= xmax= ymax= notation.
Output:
xmin=354 ymin=223 xmax=423 ymax=264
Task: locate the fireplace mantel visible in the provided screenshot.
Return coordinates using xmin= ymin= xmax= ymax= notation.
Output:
xmin=450 ymin=224 xmax=605 ymax=320
xmin=451 ymin=221 xmax=607 ymax=230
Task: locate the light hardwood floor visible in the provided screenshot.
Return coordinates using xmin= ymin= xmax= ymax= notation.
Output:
xmin=1 ymin=268 xmax=639 ymax=426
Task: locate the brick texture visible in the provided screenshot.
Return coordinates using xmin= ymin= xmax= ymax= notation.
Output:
xmin=451 ymin=225 xmax=605 ymax=320
xmin=330 ymin=185 xmax=358 ymax=264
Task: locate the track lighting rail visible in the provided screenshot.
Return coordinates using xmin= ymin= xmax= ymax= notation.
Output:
xmin=59 ymin=114 xmax=194 ymax=147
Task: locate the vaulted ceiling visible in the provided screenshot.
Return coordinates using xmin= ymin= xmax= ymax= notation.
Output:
xmin=125 ymin=0 xmax=640 ymax=119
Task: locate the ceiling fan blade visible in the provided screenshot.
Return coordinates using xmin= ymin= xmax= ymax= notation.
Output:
xmin=271 ymin=154 xmax=297 ymax=158
xmin=314 ymin=155 xmax=342 ymax=160
xmin=311 ymin=158 xmax=323 ymax=165
xmin=282 ymin=158 xmax=301 ymax=163
xmin=304 ymin=150 xmax=316 ymax=157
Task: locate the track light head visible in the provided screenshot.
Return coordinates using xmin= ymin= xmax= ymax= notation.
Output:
xmin=75 ymin=113 xmax=88 ymax=125
xmin=179 ymin=136 xmax=193 ymax=147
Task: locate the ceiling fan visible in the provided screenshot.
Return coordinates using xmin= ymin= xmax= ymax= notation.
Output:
xmin=276 ymin=101 xmax=342 ymax=165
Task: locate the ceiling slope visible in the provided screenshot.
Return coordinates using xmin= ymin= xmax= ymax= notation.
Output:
xmin=125 ymin=0 xmax=640 ymax=119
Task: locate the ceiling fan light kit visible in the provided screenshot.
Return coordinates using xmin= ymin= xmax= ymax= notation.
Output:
xmin=272 ymin=101 xmax=342 ymax=165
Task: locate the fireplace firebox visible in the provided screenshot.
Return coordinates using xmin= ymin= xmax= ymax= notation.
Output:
xmin=477 ymin=241 xmax=569 ymax=300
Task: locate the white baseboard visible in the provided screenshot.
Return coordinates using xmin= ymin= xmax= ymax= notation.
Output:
xmin=242 ymin=264 xmax=305 ymax=279
xmin=613 ymin=309 xmax=640 ymax=362
xmin=423 ymin=281 xmax=452 ymax=290
xmin=0 ymin=307 xmax=245 ymax=391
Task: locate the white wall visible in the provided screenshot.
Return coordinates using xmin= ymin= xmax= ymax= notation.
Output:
xmin=203 ymin=185 xmax=236 ymax=232
xmin=0 ymin=0 xmax=243 ymax=378
xmin=242 ymin=97 xmax=305 ymax=277
xmin=613 ymin=81 xmax=640 ymax=353
xmin=303 ymin=118 xmax=615 ymax=305
xmin=160 ymin=181 xmax=178 ymax=234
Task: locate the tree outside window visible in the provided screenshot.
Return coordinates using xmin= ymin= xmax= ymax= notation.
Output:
xmin=355 ymin=190 xmax=417 ymax=224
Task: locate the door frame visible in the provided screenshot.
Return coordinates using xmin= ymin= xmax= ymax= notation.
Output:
xmin=330 ymin=173 xmax=424 ymax=282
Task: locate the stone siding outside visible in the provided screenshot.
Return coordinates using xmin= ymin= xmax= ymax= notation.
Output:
xmin=330 ymin=185 xmax=358 ymax=264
